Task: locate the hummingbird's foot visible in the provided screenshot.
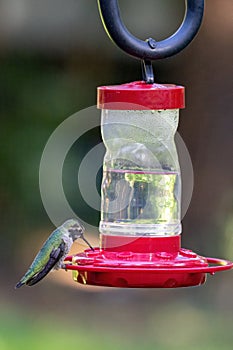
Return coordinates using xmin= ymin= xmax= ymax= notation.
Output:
xmin=61 ymin=263 xmax=67 ymax=271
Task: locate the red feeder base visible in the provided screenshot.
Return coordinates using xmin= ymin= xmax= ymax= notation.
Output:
xmin=65 ymin=235 xmax=233 ymax=288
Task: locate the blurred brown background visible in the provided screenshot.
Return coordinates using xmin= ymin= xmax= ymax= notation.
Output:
xmin=0 ymin=1 xmax=232 ymax=349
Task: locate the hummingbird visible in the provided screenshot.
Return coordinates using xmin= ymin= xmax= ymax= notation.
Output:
xmin=15 ymin=219 xmax=94 ymax=288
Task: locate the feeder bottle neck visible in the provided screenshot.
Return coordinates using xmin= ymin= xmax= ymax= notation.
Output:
xmin=98 ymin=81 xmax=185 ymax=237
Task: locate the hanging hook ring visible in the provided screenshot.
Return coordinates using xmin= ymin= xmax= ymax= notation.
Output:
xmin=98 ymin=0 xmax=204 ymax=61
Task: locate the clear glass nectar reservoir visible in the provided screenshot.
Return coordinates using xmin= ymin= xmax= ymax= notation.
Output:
xmin=101 ymin=109 xmax=181 ymax=236
xmin=98 ymin=82 xmax=185 ymax=236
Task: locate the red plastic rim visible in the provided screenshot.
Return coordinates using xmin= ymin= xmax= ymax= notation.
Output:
xmin=65 ymin=253 xmax=233 ymax=274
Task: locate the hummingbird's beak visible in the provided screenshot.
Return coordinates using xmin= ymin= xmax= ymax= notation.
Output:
xmin=81 ymin=235 xmax=95 ymax=251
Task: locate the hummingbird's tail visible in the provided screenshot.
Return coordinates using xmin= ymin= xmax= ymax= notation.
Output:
xmin=15 ymin=280 xmax=25 ymax=289
xmin=15 ymin=271 xmax=32 ymax=289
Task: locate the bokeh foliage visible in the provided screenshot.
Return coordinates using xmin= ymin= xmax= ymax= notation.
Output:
xmin=0 ymin=1 xmax=232 ymax=349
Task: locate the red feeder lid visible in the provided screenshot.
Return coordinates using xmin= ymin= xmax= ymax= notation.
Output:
xmin=97 ymin=81 xmax=185 ymax=110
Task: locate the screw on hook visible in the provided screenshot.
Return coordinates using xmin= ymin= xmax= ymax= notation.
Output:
xmin=98 ymin=0 xmax=205 ymax=83
xmin=147 ymin=38 xmax=157 ymax=50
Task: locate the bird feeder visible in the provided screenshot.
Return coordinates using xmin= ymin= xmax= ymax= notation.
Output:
xmin=65 ymin=0 xmax=232 ymax=287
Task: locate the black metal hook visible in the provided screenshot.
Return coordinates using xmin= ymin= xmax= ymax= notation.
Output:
xmin=98 ymin=0 xmax=205 ymax=83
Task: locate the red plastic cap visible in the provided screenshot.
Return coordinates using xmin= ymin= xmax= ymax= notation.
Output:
xmin=97 ymin=81 xmax=185 ymax=110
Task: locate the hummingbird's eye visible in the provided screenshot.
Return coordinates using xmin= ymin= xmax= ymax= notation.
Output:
xmin=69 ymin=228 xmax=82 ymax=237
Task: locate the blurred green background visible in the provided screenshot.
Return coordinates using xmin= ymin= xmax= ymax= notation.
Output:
xmin=0 ymin=1 xmax=232 ymax=349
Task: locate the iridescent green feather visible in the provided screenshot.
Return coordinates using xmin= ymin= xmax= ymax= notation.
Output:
xmin=17 ymin=228 xmax=64 ymax=286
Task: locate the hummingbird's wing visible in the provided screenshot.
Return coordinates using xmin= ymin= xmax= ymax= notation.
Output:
xmin=26 ymin=241 xmax=66 ymax=286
